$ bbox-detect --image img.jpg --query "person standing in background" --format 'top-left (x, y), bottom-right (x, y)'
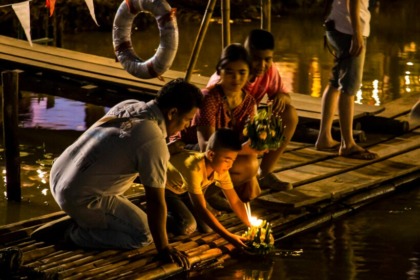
top-left (315, 0), bottom-right (378, 160)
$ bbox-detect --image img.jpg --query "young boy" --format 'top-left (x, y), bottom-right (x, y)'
top-left (165, 128), bottom-right (251, 250)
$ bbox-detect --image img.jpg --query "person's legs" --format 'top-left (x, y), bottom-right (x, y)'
top-left (336, 37), bottom-right (376, 159)
top-left (68, 195), bottom-right (152, 249)
top-left (316, 30), bottom-right (351, 151)
top-left (165, 190), bottom-right (197, 236)
top-left (315, 84), bottom-right (341, 150)
top-left (229, 154), bottom-right (259, 185)
top-left (320, 31), bottom-right (377, 159)
top-left (338, 91), bottom-right (377, 159)
top-left (206, 154), bottom-right (260, 207)
top-left (259, 104), bottom-right (298, 176)
top-left (234, 176), bottom-right (261, 202)
top-left (338, 93), bottom-right (357, 150)
top-left (181, 193), bottom-right (213, 233)
top-left (230, 154), bottom-right (261, 201)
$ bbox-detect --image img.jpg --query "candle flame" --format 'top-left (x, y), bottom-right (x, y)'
top-left (250, 216), bottom-right (262, 227)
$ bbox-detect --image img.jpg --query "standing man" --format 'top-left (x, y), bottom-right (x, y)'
top-left (315, 0), bottom-right (378, 160)
top-left (49, 79), bottom-right (203, 267)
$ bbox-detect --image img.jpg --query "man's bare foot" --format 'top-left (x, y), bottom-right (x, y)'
top-left (315, 140), bottom-right (340, 152)
top-left (339, 145), bottom-right (379, 160)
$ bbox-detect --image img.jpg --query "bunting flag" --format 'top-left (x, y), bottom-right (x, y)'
top-left (12, 1), bottom-right (32, 46)
top-left (85, 0), bottom-right (99, 26)
top-left (45, 0), bottom-right (56, 17)
top-left (3, 0), bottom-right (99, 47)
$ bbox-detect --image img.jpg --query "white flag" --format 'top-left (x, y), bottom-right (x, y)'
top-left (85, 0), bottom-right (99, 26)
top-left (12, 1), bottom-right (32, 46)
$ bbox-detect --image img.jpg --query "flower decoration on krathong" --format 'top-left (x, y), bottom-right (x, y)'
top-left (242, 217), bottom-right (275, 255)
top-left (242, 203), bottom-right (274, 255)
top-left (242, 102), bottom-right (284, 151)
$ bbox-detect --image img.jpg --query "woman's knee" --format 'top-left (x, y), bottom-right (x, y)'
top-left (234, 176), bottom-right (261, 202)
top-left (284, 104), bottom-right (299, 128)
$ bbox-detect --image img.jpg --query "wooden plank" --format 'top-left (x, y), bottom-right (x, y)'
top-left (1, 35), bottom-right (207, 84)
top-left (283, 132), bottom-right (420, 185)
top-left (262, 92), bottom-right (384, 122)
top-left (0, 35), bottom-right (209, 91)
top-left (292, 92), bottom-right (385, 115)
top-left (258, 149), bottom-right (420, 208)
top-left (377, 92), bottom-right (420, 118)
top-left (257, 133), bottom-right (420, 207)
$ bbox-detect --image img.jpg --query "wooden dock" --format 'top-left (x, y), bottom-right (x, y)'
top-left (1, 35), bottom-right (420, 279)
top-left (0, 35), bottom-right (384, 121)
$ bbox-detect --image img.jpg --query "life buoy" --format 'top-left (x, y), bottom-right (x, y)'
top-left (112, 0), bottom-right (178, 80)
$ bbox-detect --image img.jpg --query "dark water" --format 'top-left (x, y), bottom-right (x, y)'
top-left (195, 184), bottom-right (420, 280)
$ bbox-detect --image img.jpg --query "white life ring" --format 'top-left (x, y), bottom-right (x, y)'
top-left (112, 0), bottom-right (178, 79)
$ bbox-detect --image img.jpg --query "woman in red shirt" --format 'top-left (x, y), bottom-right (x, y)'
top-left (180, 43), bottom-right (262, 202)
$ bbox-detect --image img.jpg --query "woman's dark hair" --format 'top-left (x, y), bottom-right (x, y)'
top-left (156, 78), bottom-right (203, 115)
top-left (207, 128), bottom-right (242, 152)
top-left (244, 29), bottom-right (275, 52)
top-left (216, 43), bottom-right (252, 75)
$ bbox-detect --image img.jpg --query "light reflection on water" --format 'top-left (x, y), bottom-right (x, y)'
top-left (60, 7), bottom-right (420, 106)
top-left (195, 185), bottom-right (420, 280)
top-left (0, 92), bottom-right (141, 225)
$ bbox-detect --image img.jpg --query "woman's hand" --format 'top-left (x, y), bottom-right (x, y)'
top-left (271, 93), bottom-right (291, 113)
top-left (350, 33), bottom-right (364, 57)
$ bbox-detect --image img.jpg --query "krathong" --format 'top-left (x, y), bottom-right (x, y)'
top-left (242, 102), bottom-right (284, 151)
top-left (243, 203), bottom-right (274, 255)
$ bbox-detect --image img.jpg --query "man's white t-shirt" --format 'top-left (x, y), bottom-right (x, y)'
top-left (50, 100), bottom-right (169, 210)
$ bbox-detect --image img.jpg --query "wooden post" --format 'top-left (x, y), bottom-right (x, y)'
top-left (260, 0), bottom-right (271, 32)
top-left (53, 13), bottom-right (63, 48)
top-left (1, 70), bottom-right (21, 202)
top-left (184, 0), bottom-right (217, 82)
top-left (221, 0), bottom-right (231, 48)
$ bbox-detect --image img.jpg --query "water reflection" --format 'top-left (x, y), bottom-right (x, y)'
top-left (60, 4), bottom-right (420, 106)
top-left (196, 185), bottom-right (420, 279)
top-left (0, 92), bottom-right (109, 225)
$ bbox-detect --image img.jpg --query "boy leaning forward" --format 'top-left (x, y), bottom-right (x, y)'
top-left (165, 128), bottom-right (251, 250)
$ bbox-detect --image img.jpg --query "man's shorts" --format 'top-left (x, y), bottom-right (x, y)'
top-left (326, 30), bottom-right (367, 96)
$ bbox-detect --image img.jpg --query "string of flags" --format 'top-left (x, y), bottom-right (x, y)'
top-left (0, 0), bottom-right (99, 46)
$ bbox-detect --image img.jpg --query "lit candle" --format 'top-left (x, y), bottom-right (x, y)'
top-left (250, 216), bottom-right (263, 227)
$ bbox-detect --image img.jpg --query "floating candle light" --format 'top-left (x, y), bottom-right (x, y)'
top-left (242, 202), bottom-right (274, 254)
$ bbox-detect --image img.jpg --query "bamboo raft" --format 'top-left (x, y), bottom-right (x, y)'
top-left (1, 91), bottom-right (419, 279)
